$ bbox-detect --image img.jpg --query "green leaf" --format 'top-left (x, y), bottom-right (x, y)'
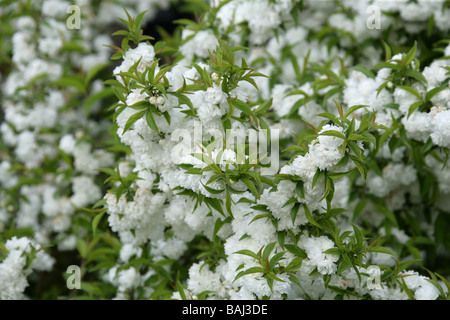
top-left (173, 18), bottom-right (201, 28)
top-left (145, 108), bottom-right (159, 133)
top-left (327, 171), bottom-right (349, 180)
top-left (284, 244), bottom-right (307, 259)
top-left (84, 87), bottom-right (115, 115)
top-left (382, 40), bottom-right (392, 61)
top-left (316, 112), bottom-right (341, 125)
top-left (134, 10), bottom-right (148, 31)
top-left (92, 211), bottom-right (106, 237)
top-left (288, 274), bottom-right (302, 289)
top-left (254, 98), bottom-right (273, 115)
top-left (60, 41), bottom-right (87, 53)
top-left (304, 204), bottom-right (322, 229)
top-left (295, 181), bottom-right (305, 199)
top-left (312, 170), bottom-right (325, 189)
top-left (404, 41), bottom-right (417, 66)
top-left (93, 199), bottom-right (107, 209)
top-left (201, 183), bottom-right (224, 195)
top-left (234, 249), bottom-right (262, 262)
top-left (52, 77), bottom-right (86, 94)
top-left (241, 178), bottom-right (259, 199)
top-left (112, 30), bottom-right (130, 37)
top-left (225, 190), bottom-right (233, 218)
top-left (348, 133), bottom-right (373, 143)
top-left (320, 130), bottom-right (346, 140)
top-left (322, 87), bottom-right (342, 106)
top-left (0, 242), bottom-right (8, 254)
top-left (290, 203), bottom-right (300, 225)
top-left (176, 271), bottom-right (187, 300)
top-left (234, 267), bottom-right (265, 281)
top-left (372, 62), bottom-right (401, 71)
top-left (425, 85), bottom-right (448, 102)
top-left (350, 156), bottom-right (367, 181)
top-left (377, 123), bottom-right (397, 151)
top-left (405, 69), bottom-right (427, 86)
top-left (352, 65), bottom-right (375, 79)
top-left (435, 272), bottom-right (450, 297)
top-left (397, 259), bottom-right (422, 273)
top-left (97, 167), bottom-right (118, 177)
top-left (205, 198), bottom-right (225, 216)
top-left (342, 253), bottom-right (352, 267)
top-left (85, 62), bottom-right (109, 85)
top-left (352, 200), bottom-right (367, 221)
top-left (407, 101), bottom-right (423, 118)
top-left (368, 246), bottom-right (396, 256)
top-left (76, 239), bottom-right (87, 258)
top-left (103, 79), bottom-right (126, 90)
top-left (123, 110), bottom-right (146, 134)
top-left (376, 205), bottom-right (398, 227)
top-left (344, 105), bottom-right (369, 118)
top-left (322, 248), bottom-right (342, 255)
top-left (352, 224), bottom-right (364, 251)
top-left (171, 92), bottom-right (195, 111)
top-left (269, 251), bottom-right (286, 269)
top-left (397, 85), bottom-right (423, 102)
top-left (337, 258), bottom-right (351, 275)
top-left (127, 100), bottom-right (150, 110)
top-left (376, 81), bottom-right (389, 98)
top-left (146, 60), bottom-right (159, 83)
top-left (154, 65), bottom-right (173, 83)
top-left (232, 99), bottom-right (254, 116)
top-left (265, 272), bottom-right (285, 284)
top-left (285, 257), bottom-right (304, 272)
top-left (399, 278), bottom-right (415, 300)
top-left (263, 242), bottom-right (276, 262)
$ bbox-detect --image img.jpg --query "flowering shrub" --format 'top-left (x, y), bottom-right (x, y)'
top-left (0, 0), bottom-right (172, 299)
top-left (1, 0), bottom-right (450, 300)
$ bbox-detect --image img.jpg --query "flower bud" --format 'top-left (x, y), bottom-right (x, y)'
top-left (156, 96), bottom-right (165, 104)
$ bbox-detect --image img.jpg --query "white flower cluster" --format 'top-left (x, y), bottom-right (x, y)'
top-left (401, 52), bottom-right (450, 149)
top-left (0, 0), bottom-right (173, 299)
top-left (0, 237), bottom-right (54, 300)
top-left (1, 0), bottom-right (449, 301)
top-left (344, 47), bottom-right (450, 243)
top-left (0, 0), bottom-right (126, 251)
top-left (99, 0), bottom-right (450, 301)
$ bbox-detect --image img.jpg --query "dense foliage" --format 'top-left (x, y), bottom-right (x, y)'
top-left (1, 0), bottom-right (450, 300)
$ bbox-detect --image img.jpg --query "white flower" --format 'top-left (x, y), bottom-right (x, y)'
top-left (117, 267), bottom-right (141, 292)
top-left (401, 271), bottom-right (440, 300)
top-left (70, 176), bottom-right (102, 208)
top-left (430, 109), bottom-right (450, 148)
top-left (156, 96), bottom-right (165, 105)
top-left (0, 237), bottom-right (54, 300)
top-left (59, 134), bottom-right (77, 155)
top-left (119, 244), bottom-right (143, 263)
top-left (114, 42), bottom-right (156, 76)
top-left (180, 29), bottom-right (219, 61)
top-left (126, 89), bottom-right (149, 106)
